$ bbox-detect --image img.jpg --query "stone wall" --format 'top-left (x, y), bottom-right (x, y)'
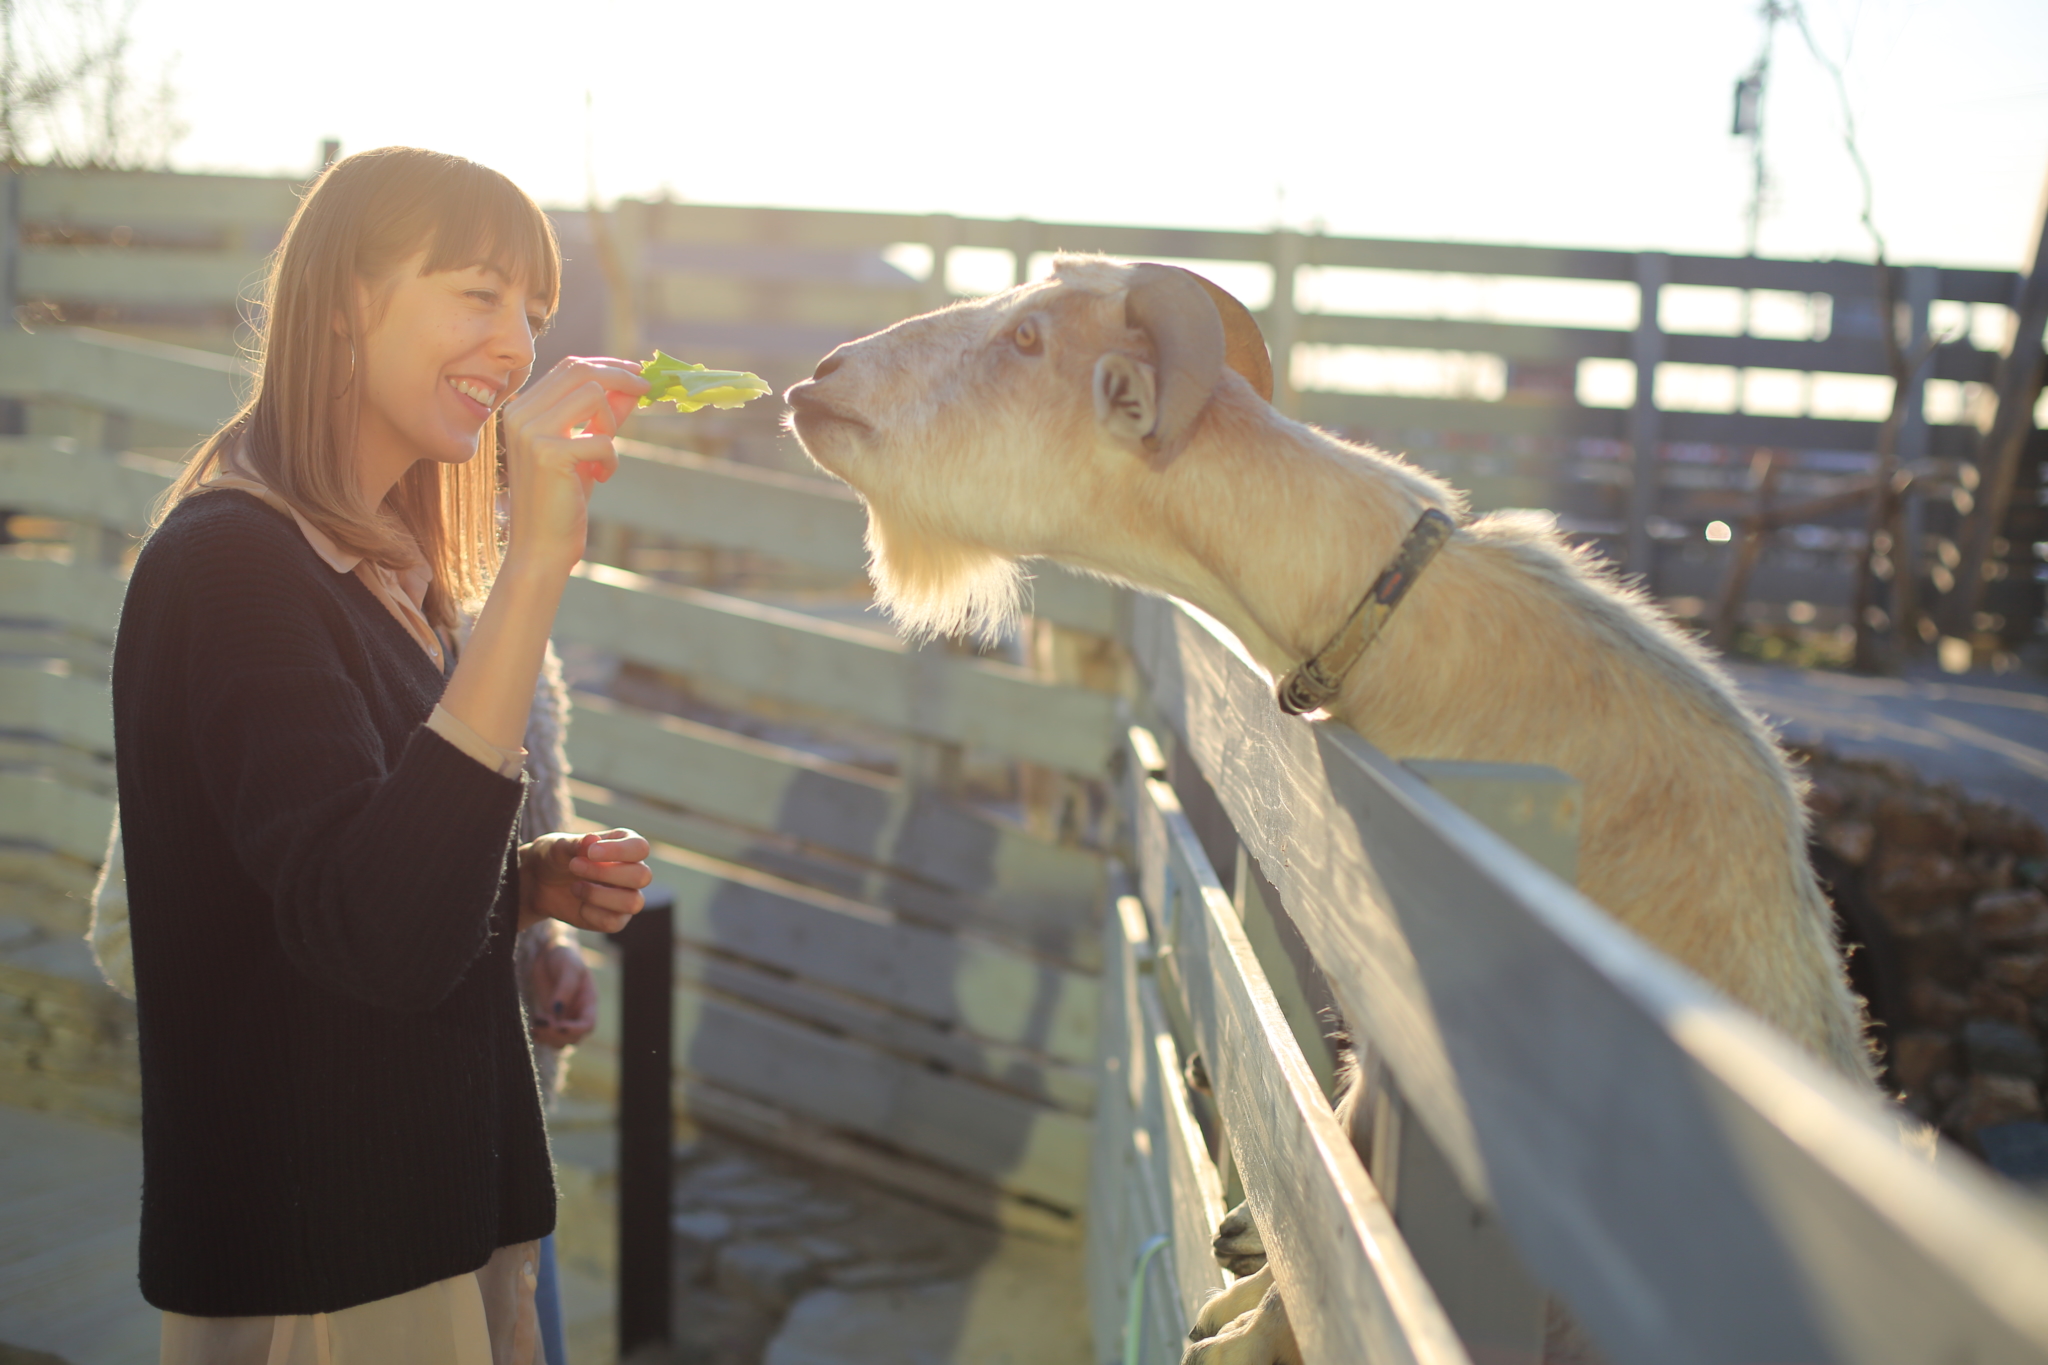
top-left (1801, 745), bottom-right (2048, 1176)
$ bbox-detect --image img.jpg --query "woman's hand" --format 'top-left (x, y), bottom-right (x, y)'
top-left (497, 357), bottom-right (648, 575)
top-left (520, 828), bottom-right (653, 935)
top-left (528, 940), bottom-right (599, 1049)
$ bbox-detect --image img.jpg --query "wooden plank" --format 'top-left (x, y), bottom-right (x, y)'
top-left (669, 937), bottom-right (1095, 1114)
top-left (1141, 955), bottom-right (1231, 1320)
top-left (566, 694), bottom-right (1103, 937)
top-left (595, 440), bottom-right (1124, 635)
top-left (1085, 889), bottom-right (1145, 1358)
top-left (20, 247), bottom-right (269, 308)
top-left (668, 974), bottom-right (1090, 1210)
top-left (0, 771), bottom-right (113, 864)
top-left (1627, 252), bottom-right (1668, 578)
top-left (642, 838), bottom-right (1099, 1068)
top-left (16, 168), bottom-right (298, 230)
top-left (0, 556), bottom-right (125, 639)
top-left (555, 562), bottom-right (1119, 777)
top-left (598, 440), bottom-right (870, 577)
top-left (661, 1070), bottom-right (1080, 1243)
top-left (571, 780), bottom-right (1103, 973)
top-left (0, 665), bottom-right (113, 754)
top-left (1129, 594), bottom-right (2048, 1364)
top-left (1946, 166), bottom-right (2048, 639)
top-left (1296, 391), bottom-right (1624, 441)
top-left (0, 329), bottom-right (240, 434)
top-left (0, 438), bottom-right (179, 534)
top-left (1300, 314), bottom-right (1631, 363)
top-left (1127, 745), bottom-right (1469, 1365)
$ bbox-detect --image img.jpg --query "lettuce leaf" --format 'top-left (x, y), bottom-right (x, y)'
top-left (639, 350), bottom-right (773, 412)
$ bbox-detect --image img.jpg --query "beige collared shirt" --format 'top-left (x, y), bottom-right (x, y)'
top-left (159, 458), bottom-right (538, 1364)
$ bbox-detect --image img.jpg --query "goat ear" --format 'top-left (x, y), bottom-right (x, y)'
top-left (1093, 353), bottom-right (1159, 451)
top-left (1123, 265), bottom-right (1220, 462)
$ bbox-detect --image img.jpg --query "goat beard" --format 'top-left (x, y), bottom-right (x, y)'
top-left (864, 507), bottom-right (1023, 644)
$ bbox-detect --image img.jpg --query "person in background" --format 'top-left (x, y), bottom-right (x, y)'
top-left (110, 146), bottom-right (650, 1365)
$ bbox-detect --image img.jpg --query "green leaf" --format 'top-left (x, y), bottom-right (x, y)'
top-left (638, 350), bottom-right (773, 412)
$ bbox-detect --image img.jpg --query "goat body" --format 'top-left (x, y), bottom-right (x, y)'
top-left (787, 256), bottom-right (1873, 1362)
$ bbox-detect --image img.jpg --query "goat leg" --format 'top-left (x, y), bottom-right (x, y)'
top-left (1183, 1269), bottom-right (1303, 1365)
top-left (1210, 1200), bottom-right (1268, 1276)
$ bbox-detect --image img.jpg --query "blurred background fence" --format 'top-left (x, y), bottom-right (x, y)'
top-left (6, 165), bottom-right (2044, 663)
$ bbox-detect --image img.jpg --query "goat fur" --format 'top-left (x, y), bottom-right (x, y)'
top-left (787, 255), bottom-right (1875, 1363)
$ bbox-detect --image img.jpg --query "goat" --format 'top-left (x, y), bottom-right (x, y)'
top-left (786, 256), bottom-right (1873, 1362)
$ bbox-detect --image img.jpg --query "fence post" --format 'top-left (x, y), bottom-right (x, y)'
top-left (1945, 167), bottom-right (2048, 644)
top-left (612, 887), bottom-right (676, 1364)
top-left (1010, 217), bottom-right (1036, 288)
top-left (1268, 227), bottom-right (1302, 418)
top-left (1, 168), bottom-right (17, 327)
top-left (923, 213), bottom-right (956, 312)
top-left (1625, 252), bottom-right (1668, 583)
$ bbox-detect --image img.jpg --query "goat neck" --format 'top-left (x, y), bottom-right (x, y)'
top-left (1131, 386), bottom-right (1462, 694)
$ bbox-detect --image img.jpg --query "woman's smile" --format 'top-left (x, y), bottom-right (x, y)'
top-left (447, 375), bottom-right (502, 419)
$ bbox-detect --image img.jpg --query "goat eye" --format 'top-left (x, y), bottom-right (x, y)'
top-left (1012, 320), bottom-right (1042, 354)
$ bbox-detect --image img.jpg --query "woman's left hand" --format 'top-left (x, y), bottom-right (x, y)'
top-left (520, 829), bottom-right (653, 935)
top-left (528, 941), bottom-right (600, 1049)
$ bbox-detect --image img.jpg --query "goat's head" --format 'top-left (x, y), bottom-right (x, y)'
top-left (786, 256), bottom-right (1272, 640)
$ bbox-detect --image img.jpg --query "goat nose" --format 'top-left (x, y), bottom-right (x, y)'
top-left (811, 352), bottom-right (846, 382)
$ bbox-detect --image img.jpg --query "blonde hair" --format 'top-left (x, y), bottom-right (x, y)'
top-left (160, 146), bottom-right (561, 632)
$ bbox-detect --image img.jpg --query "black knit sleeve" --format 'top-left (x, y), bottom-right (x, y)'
top-left (168, 506), bottom-right (527, 1011)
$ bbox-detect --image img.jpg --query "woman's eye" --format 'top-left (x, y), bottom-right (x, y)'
top-left (467, 289), bottom-right (501, 306)
top-left (527, 315), bottom-right (551, 338)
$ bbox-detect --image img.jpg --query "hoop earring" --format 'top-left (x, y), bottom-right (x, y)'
top-left (333, 338), bottom-right (357, 399)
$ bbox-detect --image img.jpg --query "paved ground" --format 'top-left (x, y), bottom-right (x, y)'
top-left (1727, 663), bottom-right (2048, 825)
top-left (665, 1131), bottom-right (1090, 1365)
top-left (0, 1105), bottom-right (154, 1365)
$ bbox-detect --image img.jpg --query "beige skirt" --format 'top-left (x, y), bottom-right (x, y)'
top-left (159, 1241), bottom-right (540, 1365)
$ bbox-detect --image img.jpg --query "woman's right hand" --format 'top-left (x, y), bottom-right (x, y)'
top-left (497, 357), bottom-right (648, 574)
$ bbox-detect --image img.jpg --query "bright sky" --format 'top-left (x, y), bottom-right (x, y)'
top-left (130, 0), bottom-right (2047, 270)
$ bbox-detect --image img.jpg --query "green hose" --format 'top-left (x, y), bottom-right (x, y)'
top-left (1123, 1233), bottom-right (1172, 1365)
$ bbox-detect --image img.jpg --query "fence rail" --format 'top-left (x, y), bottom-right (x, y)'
top-left (8, 167), bottom-right (2037, 641)
top-left (0, 326), bottom-right (1117, 1236)
top-left (1087, 591), bottom-right (2048, 1364)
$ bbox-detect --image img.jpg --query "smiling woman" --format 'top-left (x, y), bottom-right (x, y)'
top-left (115, 147), bottom-right (655, 1365)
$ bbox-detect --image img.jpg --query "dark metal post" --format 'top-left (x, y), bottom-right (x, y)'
top-left (611, 887), bottom-right (674, 1362)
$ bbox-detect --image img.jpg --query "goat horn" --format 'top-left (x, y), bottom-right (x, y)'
top-left (1191, 275), bottom-right (1274, 404)
top-left (1124, 264), bottom-right (1273, 463)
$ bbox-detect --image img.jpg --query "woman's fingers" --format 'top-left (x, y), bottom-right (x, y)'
top-left (514, 356), bottom-right (647, 414)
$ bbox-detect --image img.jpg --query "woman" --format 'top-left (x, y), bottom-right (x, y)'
top-left (112, 146), bottom-right (651, 1363)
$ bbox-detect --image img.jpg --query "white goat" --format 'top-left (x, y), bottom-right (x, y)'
top-left (786, 256), bottom-right (1872, 1362)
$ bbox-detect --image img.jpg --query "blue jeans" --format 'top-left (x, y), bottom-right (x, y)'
top-left (535, 1232), bottom-right (567, 1365)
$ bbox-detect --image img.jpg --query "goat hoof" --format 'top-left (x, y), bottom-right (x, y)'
top-left (1185, 1050), bottom-right (1212, 1095)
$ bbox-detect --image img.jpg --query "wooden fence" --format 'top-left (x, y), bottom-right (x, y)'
top-left (0, 323), bottom-right (1122, 1239)
top-left (8, 166), bottom-right (2041, 644)
top-left (1091, 594), bottom-right (2048, 1364)
top-left (4, 277), bottom-right (2048, 1365)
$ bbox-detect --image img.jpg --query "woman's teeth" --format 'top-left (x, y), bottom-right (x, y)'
top-left (450, 379), bottom-right (496, 407)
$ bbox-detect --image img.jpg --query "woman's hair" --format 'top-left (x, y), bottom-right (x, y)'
top-left (159, 146), bottom-right (561, 631)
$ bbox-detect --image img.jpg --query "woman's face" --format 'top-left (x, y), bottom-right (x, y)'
top-left (351, 251), bottom-right (551, 479)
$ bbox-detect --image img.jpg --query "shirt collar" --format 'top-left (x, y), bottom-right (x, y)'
top-left (206, 449), bottom-right (432, 616)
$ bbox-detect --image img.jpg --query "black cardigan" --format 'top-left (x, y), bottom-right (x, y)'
top-left (111, 490), bottom-right (553, 1315)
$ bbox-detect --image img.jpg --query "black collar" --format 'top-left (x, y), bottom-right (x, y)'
top-left (1275, 508), bottom-right (1456, 716)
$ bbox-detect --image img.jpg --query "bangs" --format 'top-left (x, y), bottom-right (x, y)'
top-left (418, 163), bottom-right (561, 309)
